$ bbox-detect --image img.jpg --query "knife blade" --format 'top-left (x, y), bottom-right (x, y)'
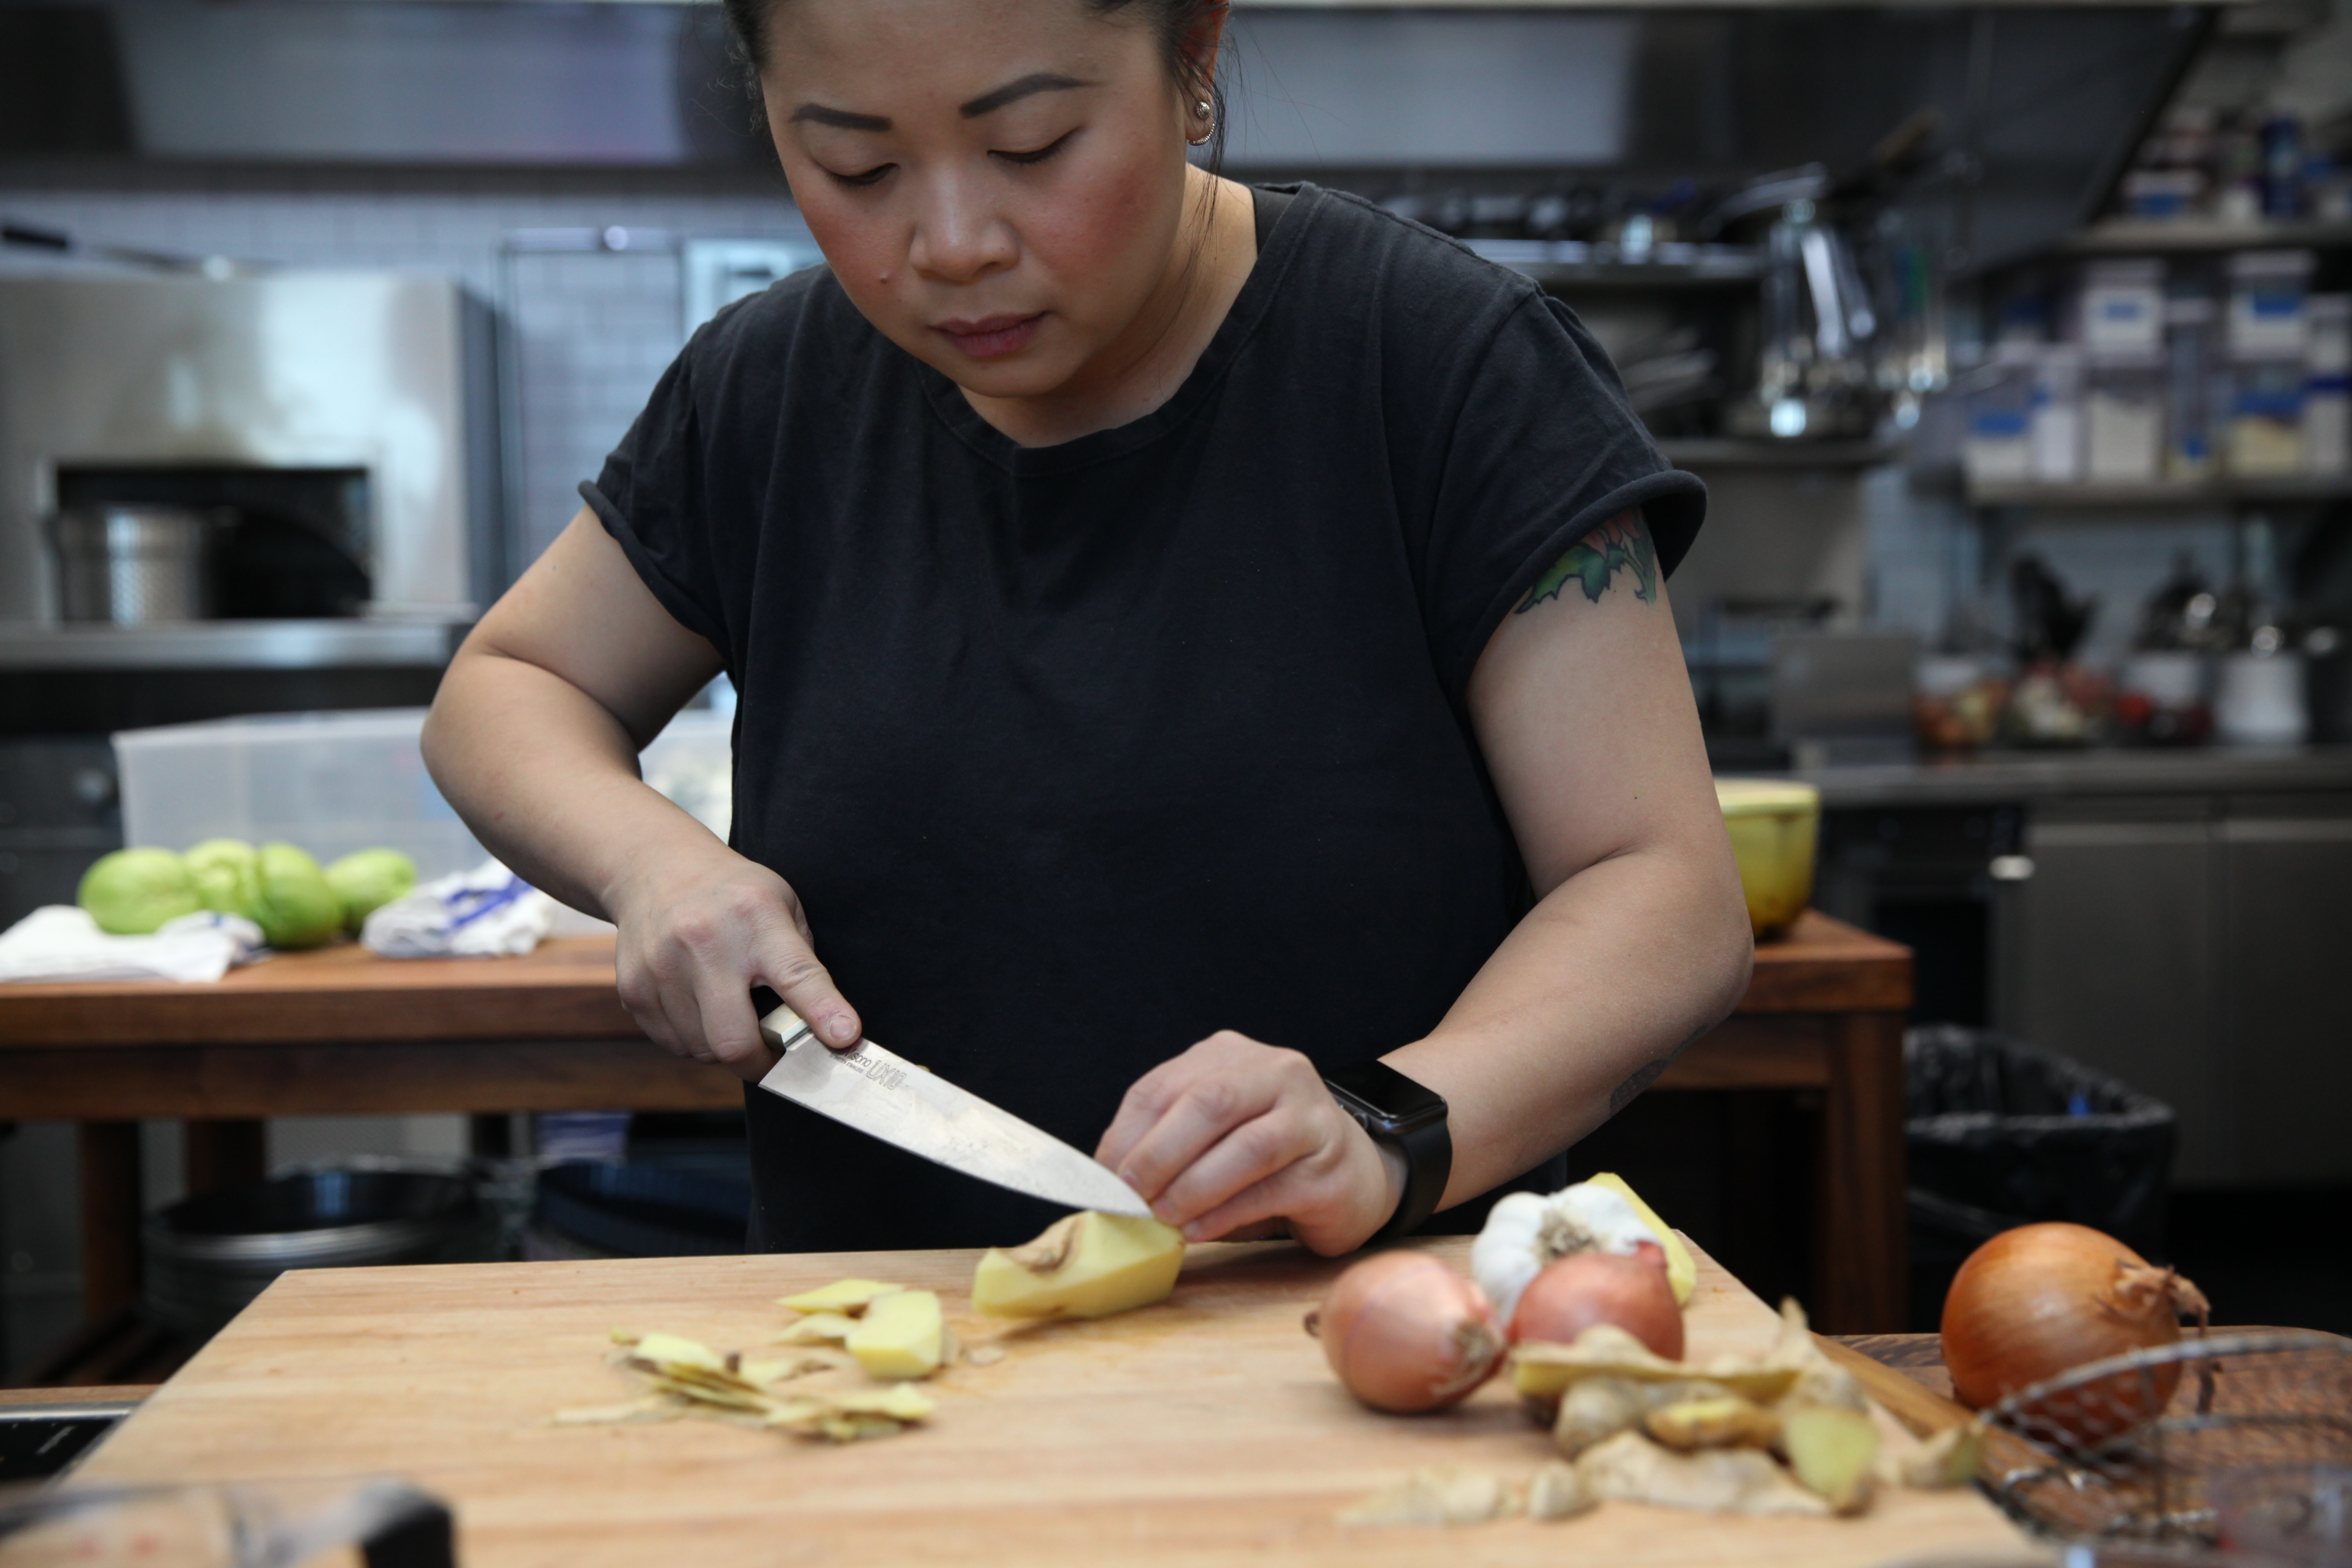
top-left (755, 1005), bottom-right (1156, 1220)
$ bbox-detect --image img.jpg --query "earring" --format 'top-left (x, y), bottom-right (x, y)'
top-left (1187, 100), bottom-right (1214, 146)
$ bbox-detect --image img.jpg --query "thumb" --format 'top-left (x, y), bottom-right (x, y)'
top-left (755, 934), bottom-right (861, 1052)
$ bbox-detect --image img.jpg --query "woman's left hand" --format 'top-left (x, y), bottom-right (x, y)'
top-left (1094, 1032), bottom-right (1404, 1256)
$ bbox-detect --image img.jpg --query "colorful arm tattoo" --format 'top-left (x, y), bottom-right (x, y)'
top-left (1515, 512), bottom-right (1657, 614)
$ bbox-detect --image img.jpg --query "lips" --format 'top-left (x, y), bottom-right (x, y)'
top-left (935, 312), bottom-right (1042, 360)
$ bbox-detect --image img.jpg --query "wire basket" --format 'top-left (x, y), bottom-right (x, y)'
top-left (1976, 1330), bottom-right (2352, 1549)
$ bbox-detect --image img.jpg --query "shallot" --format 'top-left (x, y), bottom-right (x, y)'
top-left (1306, 1252), bottom-right (1504, 1413)
top-left (1941, 1221), bottom-right (2209, 1439)
top-left (1511, 1249), bottom-right (1685, 1359)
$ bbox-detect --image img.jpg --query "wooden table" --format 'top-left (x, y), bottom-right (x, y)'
top-left (65, 1235), bottom-right (2023, 1568)
top-left (0, 910), bottom-right (1911, 1338)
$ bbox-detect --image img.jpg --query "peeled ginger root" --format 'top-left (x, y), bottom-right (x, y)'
top-left (846, 1288), bottom-right (945, 1379)
top-left (971, 1211), bottom-right (1185, 1319)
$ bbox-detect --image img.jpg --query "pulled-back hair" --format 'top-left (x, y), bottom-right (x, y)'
top-left (719, 0), bottom-right (1229, 168)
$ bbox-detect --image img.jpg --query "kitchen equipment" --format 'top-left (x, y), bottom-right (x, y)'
top-left (2215, 650), bottom-right (2309, 745)
top-left (45, 506), bottom-right (216, 624)
top-left (1771, 631), bottom-right (1920, 756)
top-left (142, 1167), bottom-right (497, 1340)
top-left (0, 1398), bottom-right (136, 1483)
top-left (756, 1008), bottom-right (1154, 1218)
top-left (2210, 1462), bottom-right (2352, 1565)
top-left (0, 273), bottom-right (491, 630)
top-left (1715, 779), bottom-right (1821, 939)
top-left (1979, 1330), bottom-right (2352, 1550)
top-left (2116, 651), bottom-right (2212, 745)
top-left (64, 1235), bottom-right (2030, 1567)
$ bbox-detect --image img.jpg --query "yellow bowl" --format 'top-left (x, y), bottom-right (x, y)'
top-left (1715, 779), bottom-right (1821, 940)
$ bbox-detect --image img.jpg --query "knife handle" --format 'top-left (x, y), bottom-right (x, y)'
top-left (757, 1002), bottom-right (818, 1051)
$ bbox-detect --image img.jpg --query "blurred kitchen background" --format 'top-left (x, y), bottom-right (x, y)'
top-left (3, 0), bottom-right (2348, 1380)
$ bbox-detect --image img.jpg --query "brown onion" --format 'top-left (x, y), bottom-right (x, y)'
top-left (1305, 1252), bottom-right (1504, 1413)
top-left (1942, 1222), bottom-right (2210, 1439)
top-left (1509, 1249), bottom-right (1684, 1359)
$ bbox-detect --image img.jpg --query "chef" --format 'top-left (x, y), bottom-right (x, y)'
top-left (421, 0), bottom-right (1752, 1258)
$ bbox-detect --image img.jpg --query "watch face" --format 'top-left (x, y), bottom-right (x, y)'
top-left (1322, 1059), bottom-right (1447, 1137)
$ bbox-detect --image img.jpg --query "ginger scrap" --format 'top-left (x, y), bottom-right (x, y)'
top-left (1336, 1467), bottom-right (1518, 1527)
top-left (1776, 1405), bottom-right (1881, 1514)
top-left (777, 1279), bottom-right (905, 1315)
top-left (771, 1312), bottom-right (859, 1346)
top-left (1514, 1326), bottom-right (1799, 1418)
top-left (1575, 1431), bottom-right (1830, 1517)
top-left (1526, 1461), bottom-right (1597, 1522)
top-left (1897, 1421), bottom-right (1983, 1490)
top-left (1644, 1395), bottom-right (1780, 1452)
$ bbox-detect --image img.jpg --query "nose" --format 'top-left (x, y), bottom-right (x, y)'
top-left (906, 169), bottom-right (1017, 285)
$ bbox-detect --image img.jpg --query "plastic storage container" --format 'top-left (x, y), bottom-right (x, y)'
top-left (113, 707), bottom-right (733, 874)
top-left (2085, 353), bottom-right (2164, 482)
top-left (2164, 295), bottom-right (2221, 480)
top-left (2308, 293), bottom-right (2350, 477)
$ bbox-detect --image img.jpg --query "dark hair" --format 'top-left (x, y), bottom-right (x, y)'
top-left (720, 0), bottom-right (1228, 168)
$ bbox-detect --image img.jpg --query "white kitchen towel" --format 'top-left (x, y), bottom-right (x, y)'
top-left (0, 905), bottom-right (265, 984)
top-left (361, 859), bottom-right (558, 959)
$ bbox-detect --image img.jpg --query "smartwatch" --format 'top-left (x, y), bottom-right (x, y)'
top-left (1321, 1059), bottom-right (1450, 1245)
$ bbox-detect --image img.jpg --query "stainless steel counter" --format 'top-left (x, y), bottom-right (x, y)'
top-left (1757, 746), bottom-right (2352, 810)
top-left (0, 621), bottom-right (462, 670)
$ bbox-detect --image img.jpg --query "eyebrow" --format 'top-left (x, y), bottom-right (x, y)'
top-left (791, 103), bottom-right (891, 132)
top-left (959, 72), bottom-right (1091, 118)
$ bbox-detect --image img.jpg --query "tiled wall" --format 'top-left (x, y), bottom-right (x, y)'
top-left (0, 172), bottom-right (812, 578)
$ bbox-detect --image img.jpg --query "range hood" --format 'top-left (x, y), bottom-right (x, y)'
top-left (2, 1), bottom-right (2210, 267)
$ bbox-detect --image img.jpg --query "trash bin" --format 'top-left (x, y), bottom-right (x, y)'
top-left (1905, 1024), bottom-right (2177, 1330)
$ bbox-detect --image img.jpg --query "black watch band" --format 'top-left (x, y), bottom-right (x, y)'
top-left (1321, 1060), bottom-right (1451, 1246)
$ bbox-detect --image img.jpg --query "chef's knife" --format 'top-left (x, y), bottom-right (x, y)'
top-left (755, 1005), bottom-right (1156, 1220)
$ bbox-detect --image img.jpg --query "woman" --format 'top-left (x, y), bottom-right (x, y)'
top-left (422, 0), bottom-right (1752, 1259)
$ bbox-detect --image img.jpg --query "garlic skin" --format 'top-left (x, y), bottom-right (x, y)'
top-left (1470, 1183), bottom-right (1658, 1328)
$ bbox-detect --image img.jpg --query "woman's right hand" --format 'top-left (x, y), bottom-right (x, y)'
top-left (606, 846), bottom-right (863, 1081)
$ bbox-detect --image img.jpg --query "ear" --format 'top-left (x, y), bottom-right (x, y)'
top-left (1179, 1), bottom-right (1231, 105)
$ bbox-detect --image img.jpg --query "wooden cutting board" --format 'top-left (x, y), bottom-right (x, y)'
top-left (72, 1238), bottom-right (2036, 1567)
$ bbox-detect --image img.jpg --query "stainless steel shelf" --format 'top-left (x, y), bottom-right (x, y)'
top-left (2061, 219), bottom-right (2352, 255)
top-left (1464, 239), bottom-right (1764, 286)
top-left (1662, 439), bottom-right (1902, 469)
top-left (0, 621), bottom-right (464, 671)
top-left (1966, 476), bottom-right (2352, 508)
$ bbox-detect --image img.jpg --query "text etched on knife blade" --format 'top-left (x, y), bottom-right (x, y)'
top-left (831, 1044), bottom-right (908, 1093)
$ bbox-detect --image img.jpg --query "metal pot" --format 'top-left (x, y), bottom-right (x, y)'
top-left (46, 505), bottom-right (217, 624)
top-left (142, 1167), bottom-right (495, 1340)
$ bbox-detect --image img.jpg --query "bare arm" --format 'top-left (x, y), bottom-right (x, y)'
top-left (1097, 510), bottom-right (1751, 1248)
top-left (422, 508), bottom-right (863, 1073)
top-left (1389, 510), bottom-right (1753, 1205)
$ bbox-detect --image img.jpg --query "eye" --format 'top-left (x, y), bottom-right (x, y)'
top-left (828, 163), bottom-right (895, 189)
top-left (993, 129), bottom-right (1076, 168)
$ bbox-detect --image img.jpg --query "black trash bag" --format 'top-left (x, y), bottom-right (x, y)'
top-left (1905, 1025), bottom-right (2177, 1326)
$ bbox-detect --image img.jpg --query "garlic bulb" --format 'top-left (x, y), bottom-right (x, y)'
top-left (1469, 1182), bottom-right (1658, 1328)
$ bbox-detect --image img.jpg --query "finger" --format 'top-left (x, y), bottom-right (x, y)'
top-left (691, 970), bottom-right (776, 1081)
top-left (1179, 1166), bottom-right (1303, 1245)
top-left (1148, 1108), bottom-right (1320, 1233)
top-left (617, 954), bottom-right (694, 1059)
top-left (1093, 1058), bottom-right (1191, 1169)
top-left (753, 930), bottom-right (861, 1051)
top-left (1112, 1072), bottom-right (1282, 1207)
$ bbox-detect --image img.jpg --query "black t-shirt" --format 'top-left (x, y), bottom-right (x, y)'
top-left (586, 182), bottom-right (1705, 1253)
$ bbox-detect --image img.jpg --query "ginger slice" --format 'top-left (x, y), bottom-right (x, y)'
top-left (846, 1289), bottom-right (946, 1379)
top-left (777, 1279), bottom-right (905, 1315)
top-left (1776, 1405), bottom-right (1881, 1514)
top-left (971, 1211), bottom-right (1185, 1320)
top-left (1644, 1395), bottom-right (1780, 1452)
